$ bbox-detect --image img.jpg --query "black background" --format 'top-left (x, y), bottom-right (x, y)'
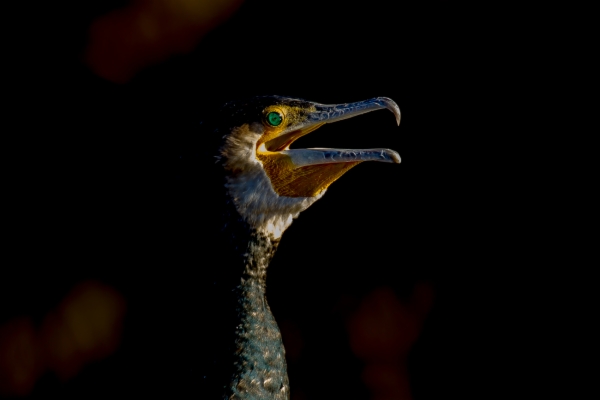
top-left (1, 1), bottom-right (569, 399)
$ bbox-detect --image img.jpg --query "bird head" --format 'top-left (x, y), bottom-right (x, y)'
top-left (212, 96), bottom-right (401, 239)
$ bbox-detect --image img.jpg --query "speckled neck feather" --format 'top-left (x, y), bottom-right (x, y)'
top-left (161, 143), bottom-right (293, 399)
top-left (226, 232), bottom-right (289, 400)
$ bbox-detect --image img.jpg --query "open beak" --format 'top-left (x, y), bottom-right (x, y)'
top-left (264, 97), bottom-right (401, 164)
top-left (257, 97), bottom-right (401, 198)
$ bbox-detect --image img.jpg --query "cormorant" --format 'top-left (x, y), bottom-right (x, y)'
top-left (164, 96), bottom-right (400, 400)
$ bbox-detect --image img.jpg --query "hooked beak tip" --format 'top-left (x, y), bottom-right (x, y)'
top-left (375, 97), bottom-right (401, 126)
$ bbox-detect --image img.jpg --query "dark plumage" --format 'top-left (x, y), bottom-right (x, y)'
top-left (145, 96), bottom-right (401, 399)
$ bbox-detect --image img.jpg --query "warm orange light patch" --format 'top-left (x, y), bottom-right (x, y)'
top-left (0, 282), bottom-right (125, 396)
top-left (42, 282), bottom-right (126, 381)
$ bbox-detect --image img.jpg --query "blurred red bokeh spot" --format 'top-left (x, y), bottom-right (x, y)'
top-left (0, 318), bottom-right (42, 397)
top-left (348, 284), bottom-right (434, 400)
top-left (362, 363), bottom-right (410, 400)
top-left (85, 0), bottom-right (245, 83)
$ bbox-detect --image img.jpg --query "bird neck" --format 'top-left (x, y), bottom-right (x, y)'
top-left (227, 232), bottom-right (290, 400)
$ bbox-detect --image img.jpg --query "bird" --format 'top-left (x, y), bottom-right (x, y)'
top-left (142, 95), bottom-right (401, 400)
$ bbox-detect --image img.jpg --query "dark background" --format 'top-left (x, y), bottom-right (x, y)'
top-left (1, 1), bottom-right (567, 399)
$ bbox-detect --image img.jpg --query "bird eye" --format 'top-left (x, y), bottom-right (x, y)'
top-left (266, 111), bottom-right (283, 127)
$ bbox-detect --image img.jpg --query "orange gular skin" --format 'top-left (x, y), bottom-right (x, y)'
top-left (256, 151), bottom-right (361, 198)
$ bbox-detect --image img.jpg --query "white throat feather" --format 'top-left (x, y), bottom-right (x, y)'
top-left (221, 124), bottom-right (323, 240)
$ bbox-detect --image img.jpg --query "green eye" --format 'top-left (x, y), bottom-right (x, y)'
top-left (267, 111), bottom-right (283, 126)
